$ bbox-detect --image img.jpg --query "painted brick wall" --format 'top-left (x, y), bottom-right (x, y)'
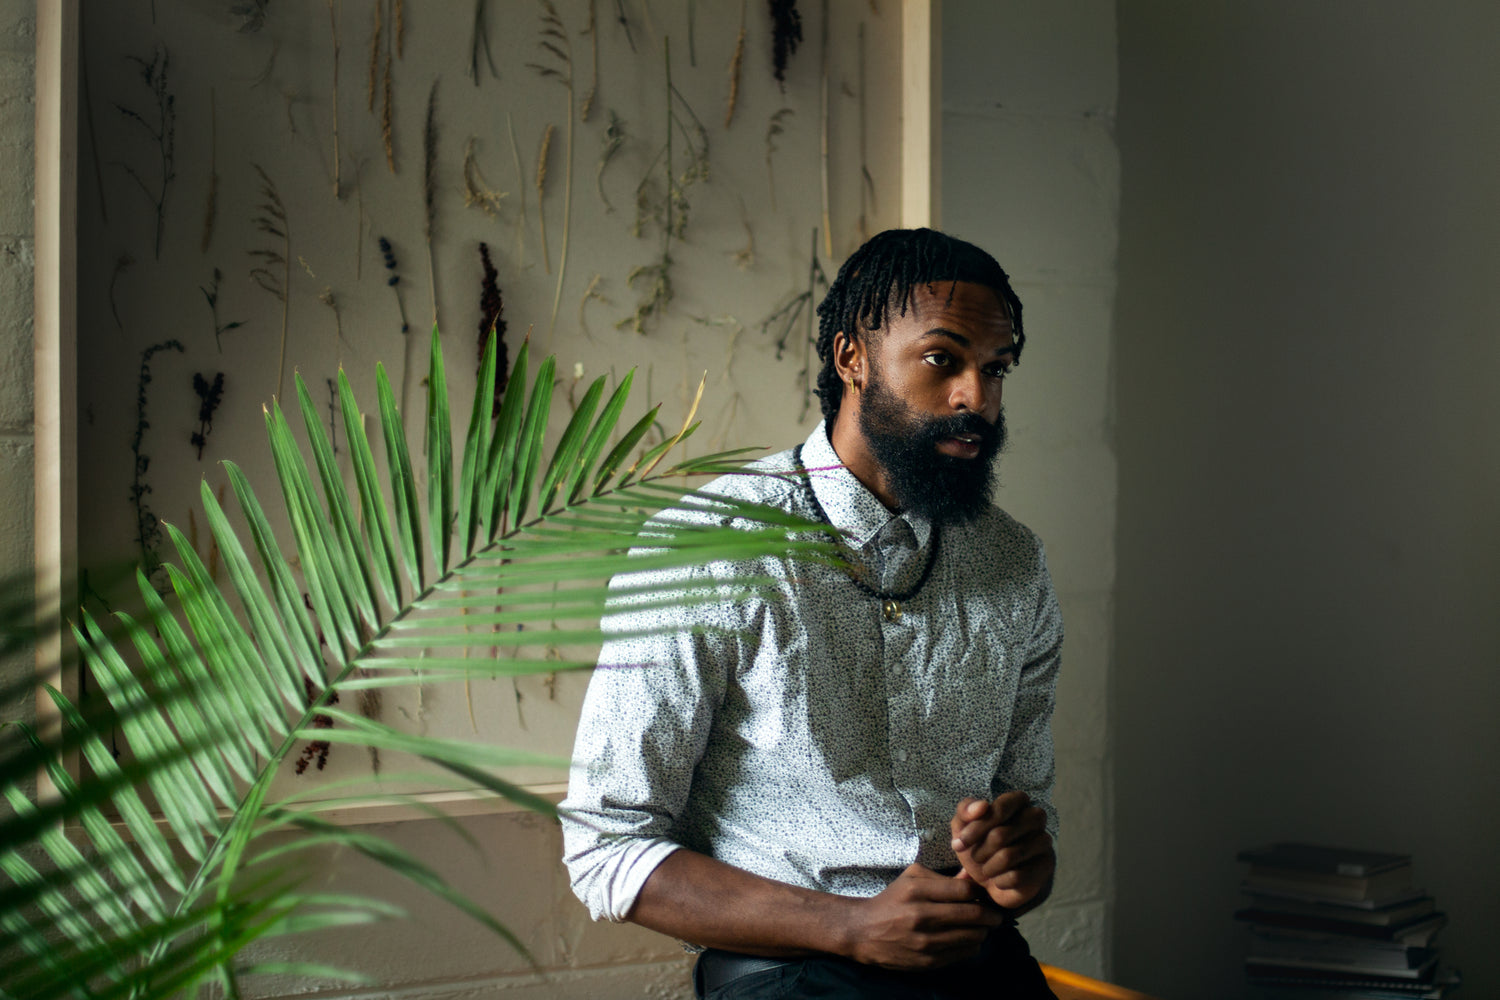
top-left (942, 0), bottom-right (1119, 980)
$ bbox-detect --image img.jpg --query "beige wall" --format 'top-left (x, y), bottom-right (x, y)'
top-left (942, 0), bottom-right (1119, 980)
top-left (1113, 2), bottom-right (1500, 996)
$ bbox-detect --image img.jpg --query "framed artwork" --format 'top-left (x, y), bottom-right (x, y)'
top-left (34, 0), bottom-right (941, 822)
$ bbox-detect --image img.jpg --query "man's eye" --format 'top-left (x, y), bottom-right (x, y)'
top-left (923, 353), bottom-right (951, 367)
top-left (985, 364), bottom-right (1012, 379)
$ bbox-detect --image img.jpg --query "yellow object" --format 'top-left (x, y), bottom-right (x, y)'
top-left (1041, 964), bottom-right (1163, 1000)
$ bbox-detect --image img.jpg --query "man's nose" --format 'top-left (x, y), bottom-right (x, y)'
top-left (949, 368), bottom-right (992, 414)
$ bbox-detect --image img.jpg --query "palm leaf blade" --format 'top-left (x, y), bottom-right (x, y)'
top-left (376, 362), bottom-right (425, 591)
top-left (425, 326), bottom-right (455, 575)
top-left (338, 369), bottom-right (403, 608)
top-left (295, 373), bottom-right (381, 627)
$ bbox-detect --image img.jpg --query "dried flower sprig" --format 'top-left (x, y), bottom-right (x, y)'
top-left (534, 123), bottom-right (556, 273)
top-left (507, 112), bottom-right (528, 267)
top-left (394, 0), bottom-right (405, 58)
top-left (319, 285), bottom-right (346, 365)
top-left (199, 267), bottom-right (244, 352)
top-left (378, 235), bottom-right (414, 413)
top-left (596, 110), bottom-right (625, 213)
top-left (617, 257), bottom-right (672, 337)
top-left (477, 242), bottom-right (508, 416)
top-left (755, 229), bottom-right (827, 419)
top-left (469, 0), bottom-right (499, 84)
top-left (528, 0), bottom-right (577, 340)
top-left (116, 45), bottom-right (176, 259)
top-left (248, 164), bottom-right (292, 399)
top-left (422, 77), bottom-right (440, 330)
top-left (632, 46), bottom-right (709, 242)
top-left (130, 339), bottom-right (185, 592)
top-left (328, 0), bottom-right (343, 198)
top-left (623, 37), bottom-right (706, 336)
top-left (732, 197), bottom-right (755, 269)
top-left (190, 371), bottom-right (226, 460)
top-left (577, 272), bottom-right (608, 337)
top-left (725, 0), bottom-right (747, 127)
top-left (580, 0), bottom-right (599, 121)
top-left (381, 3), bottom-right (396, 173)
top-left (319, 285), bottom-right (346, 454)
top-left (764, 106), bottom-right (793, 212)
top-left (294, 661), bottom-right (339, 774)
top-left (461, 136), bottom-right (507, 217)
top-left (109, 254), bottom-right (134, 331)
top-left (367, 0), bottom-right (382, 110)
top-left (614, 0), bottom-right (636, 53)
top-left (769, 0), bottom-right (803, 90)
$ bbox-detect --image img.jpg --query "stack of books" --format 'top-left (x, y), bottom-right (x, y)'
top-left (1236, 842), bottom-right (1462, 999)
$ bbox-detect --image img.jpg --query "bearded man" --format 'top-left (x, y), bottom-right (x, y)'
top-left (562, 229), bottom-right (1063, 1000)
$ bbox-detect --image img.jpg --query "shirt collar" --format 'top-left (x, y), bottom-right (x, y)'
top-left (801, 421), bottom-right (934, 552)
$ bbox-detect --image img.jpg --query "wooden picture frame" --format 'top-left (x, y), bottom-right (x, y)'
top-left (33, 0), bottom-right (942, 823)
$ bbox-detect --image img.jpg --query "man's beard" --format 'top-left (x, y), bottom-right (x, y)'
top-left (856, 373), bottom-right (1006, 525)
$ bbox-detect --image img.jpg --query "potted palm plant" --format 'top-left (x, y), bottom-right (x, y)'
top-left (0, 330), bottom-right (833, 999)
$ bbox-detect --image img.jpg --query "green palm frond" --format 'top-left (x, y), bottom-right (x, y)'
top-left (1, 330), bottom-right (837, 999)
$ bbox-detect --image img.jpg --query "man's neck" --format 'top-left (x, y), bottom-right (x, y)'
top-left (826, 412), bottom-right (899, 512)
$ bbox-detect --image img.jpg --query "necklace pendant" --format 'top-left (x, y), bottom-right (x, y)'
top-left (882, 598), bottom-right (903, 623)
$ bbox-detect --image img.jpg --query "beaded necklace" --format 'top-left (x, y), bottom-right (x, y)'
top-left (793, 444), bottom-right (940, 623)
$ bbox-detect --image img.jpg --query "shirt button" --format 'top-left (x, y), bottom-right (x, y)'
top-left (893, 749), bottom-right (908, 763)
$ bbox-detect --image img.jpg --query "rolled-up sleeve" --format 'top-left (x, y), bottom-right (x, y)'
top-left (559, 561), bottom-right (739, 921)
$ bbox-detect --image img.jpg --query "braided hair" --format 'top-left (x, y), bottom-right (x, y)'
top-left (813, 228), bottom-right (1025, 421)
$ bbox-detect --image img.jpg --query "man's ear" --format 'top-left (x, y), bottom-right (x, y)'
top-left (833, 332), bottom-right (866, 392)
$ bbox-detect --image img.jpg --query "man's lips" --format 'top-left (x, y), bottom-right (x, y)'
top-left (936, 434), bottom-right (983, 459)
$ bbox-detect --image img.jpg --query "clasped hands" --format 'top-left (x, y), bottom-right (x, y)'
top-left (848, 792), bottom-right (1054, 969)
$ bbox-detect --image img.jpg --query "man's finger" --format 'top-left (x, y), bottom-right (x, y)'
top-left (912, 901), bottom-right (1007, 931)
top-left (977, 834), bottom-right (1053, 881)
top-left (992, 790), bottom-right (1033, 824)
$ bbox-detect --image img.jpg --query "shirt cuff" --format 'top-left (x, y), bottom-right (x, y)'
top-left (588, 838), bottom-right (683, 922)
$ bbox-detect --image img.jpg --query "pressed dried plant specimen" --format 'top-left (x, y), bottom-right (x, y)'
top-left (421, 77), bottom-right (441, 330)
top-left (247, 164), bottom-right (292, 399)
top-left (116, 45), bottom-right (176, 259)
top-left (621, 37), bottom-right (708, 336)
top-left (191, 371), bottom-right (226, 460)
top-left (462, 136), bottom-right (507, 217)
top-left (378, 236), bottom-right (414, 413)
top-left (477, 242), bottom-right (508, 417)
top-left (595, 110), bottom-right (625, 213)
top-left (534, 123), bottom-right (556, 272)
top-left (758, 228), bottom-right (827, 418)
top-left (199, 266), bottom-right (244, 353)
top-left (769, 0), bottom-right (803, 90)
top-left (725, 0), bottom-right (747, 127)
top-left (764, 106), bottom-right (794, 211)
top-left (528, 0), bottom-right (577, 340)
top-left (328, 0), bottom-right (343, 198)
top-left (130, 339), bottom-right (185, 592)
top-left (469, 0), bottom-right (499, 85)
top-left (508, 112), bottom-right (528, 267)
top-left (580, 0), bottom-right (599, 121)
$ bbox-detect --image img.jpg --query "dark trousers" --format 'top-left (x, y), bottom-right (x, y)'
top-left (692, 925), bottom-right (1058, 1000)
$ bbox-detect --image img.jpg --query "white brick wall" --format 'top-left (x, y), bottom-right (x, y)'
top-left (943, 0), bottom-right (1120, 979)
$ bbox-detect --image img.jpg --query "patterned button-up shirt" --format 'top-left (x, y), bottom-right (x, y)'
top-left (561, 421), bottom-right (1063, 922)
